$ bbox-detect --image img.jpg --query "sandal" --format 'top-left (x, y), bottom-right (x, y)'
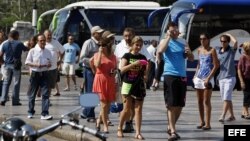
top-left (134, 134), bottom-right (145, 140)
top-left (108, 121), bottom-right (114, 126)
top-left (95, 119), bottom-right (100, 131)
top-left (117, 128), bottom-right (124, 138)
top-left (202, 126), bottom-right (211, 130)
top-left (167, 128), bottom-right (181, 139)
top-left (168, 132), bottom-right (178, 141)
top-left (244, 115), bottom-right (250, 119)
top-left (196, 123), bottom-right (205, 129)
top-left (226, 116), bottom-right (235, 121)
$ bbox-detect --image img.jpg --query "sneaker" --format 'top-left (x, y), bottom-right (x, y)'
top-left (41, 115), bottom-right (53, 120)
top-left (63, 88), bottom-right (70, 91)
top-left (80, 114), bottom-right (87, 119)
top-left (123, 122), bottom-right (133, 133)
top-left (12, 102), bottom-right (22, 106)
top-left (27, 114), bottom-right (33, 119)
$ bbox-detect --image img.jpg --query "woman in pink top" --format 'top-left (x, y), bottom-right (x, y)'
top-left (238, 41), bottom-right (250, 119)
top-left (92, 37), bottom-right (117, 133)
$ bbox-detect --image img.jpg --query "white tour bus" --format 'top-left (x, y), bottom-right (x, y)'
top-left (44, 1), bottom-right (168, 48)
top-left (39, 1), bottom-right (168, 76)
top-left (151, 0), bottom-right (250, 90)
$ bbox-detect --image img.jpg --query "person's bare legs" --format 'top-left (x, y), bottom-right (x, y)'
top-left (65, 75), bottom-right (70, 90)
top-left (134, 100), bottom-right (144, 139)
top-left (71, 74), bottom-right (77, 90)
top-left (167, 106), bottom-right (182, 134)
top-left (196, 89), bottom-right (205, 126)
top-left (55, 83), bottom-right (60, 94)
top-left (220, 101), bottom-right (228, 121)
top-left (117, 96), bottom-right (132, 137)
top-left (100, 101), bottom-right (110, 132)
top-left (204, 89), bottom-right (212, 128)
top-left (227, 101), bottom-right (235, 120)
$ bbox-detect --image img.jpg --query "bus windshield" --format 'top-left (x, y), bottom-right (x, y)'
top-left (84, 9), bottom-right (163, 36)
top-left (51, 7), bottom-right (166, 47)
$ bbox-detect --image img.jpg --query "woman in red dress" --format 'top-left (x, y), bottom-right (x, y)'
top-left (92, 36), bottom-right (117, 133)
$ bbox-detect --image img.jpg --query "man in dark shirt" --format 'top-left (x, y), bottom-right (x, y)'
top-left (0, 30), bottom-right (28, 106)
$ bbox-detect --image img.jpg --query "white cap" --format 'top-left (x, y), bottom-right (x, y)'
top-left (102, 30), bottom-right (115, 39)
top-left (91, 26), bottom-right (104, 34)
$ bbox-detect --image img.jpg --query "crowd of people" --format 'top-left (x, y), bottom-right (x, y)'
top-left (0, 21), bottom-right (249, 141)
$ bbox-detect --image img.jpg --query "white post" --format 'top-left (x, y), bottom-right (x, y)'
top-left (32, 0), bottom-right (37, 35)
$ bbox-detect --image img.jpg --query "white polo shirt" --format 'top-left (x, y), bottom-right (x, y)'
top-left (25, 45), bottom-right (53, 72)
top-left (45, 39), bottom-right (64, 70)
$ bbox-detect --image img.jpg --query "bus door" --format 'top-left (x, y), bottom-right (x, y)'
top-left (51, 9), bottom-right (70, 44)
top-left (37, 9), bottom-right (58, 34)
top-left (148, 7), bottom-right (171, 31)
top-left (64, 8), bottom-right (91, 47)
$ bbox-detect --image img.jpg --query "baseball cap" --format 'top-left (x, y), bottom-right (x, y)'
top-left (102, 30), bottom-right (115, 39)
top-left (91, 26), bottom-right (104, 34)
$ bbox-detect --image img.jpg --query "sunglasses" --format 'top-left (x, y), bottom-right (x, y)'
top-left (200, 38), bottom-right (207, 41)
top-left (220, 40), bottom-right (228, 43)
top-left (99, 44), bottom-right (107, 47)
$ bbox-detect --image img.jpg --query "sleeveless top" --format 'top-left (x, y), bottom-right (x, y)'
top-left (197, 54), bottom-right (213, 79)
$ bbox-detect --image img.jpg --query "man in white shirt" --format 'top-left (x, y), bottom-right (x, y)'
top-left (44, 30), bottom-right (64, 97)
top-left (146, 40), bottom-right (158, 89)
top-left (25, 34), bottom-right (53, 120)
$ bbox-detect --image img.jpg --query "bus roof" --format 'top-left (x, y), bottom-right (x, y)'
top-left (176, 0), bottom-right (250, 8)
top-left (65, 1), bottom-right (161, 10)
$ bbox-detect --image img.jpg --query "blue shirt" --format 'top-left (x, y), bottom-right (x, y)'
top-left (1, 40), bottom-right (27, 64)
top-left (197, 54), bottom-right (213, 79)
top-left (215, 46), bottom-right (236, 79)
top-left (163, 38), bottom-right (186, 77)
top-left (63, 42), bottom-right (80, 63)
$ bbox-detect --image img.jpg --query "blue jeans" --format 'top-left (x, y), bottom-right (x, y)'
top-left (1, 65), bottom-right (21, 104)
top-left (82, 68), bottom-right (95, 118)
top-left (27, 71), bottom-right (50, 116)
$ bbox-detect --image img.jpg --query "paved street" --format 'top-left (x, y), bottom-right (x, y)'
top-left (0, 75), bottom-right (249, 141)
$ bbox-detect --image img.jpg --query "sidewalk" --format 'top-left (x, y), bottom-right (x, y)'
top-left (0, 75), bottom-right (248, 141)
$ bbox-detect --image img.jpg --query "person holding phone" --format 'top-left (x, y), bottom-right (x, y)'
top-left (156, 22), bottom-right (194, 140)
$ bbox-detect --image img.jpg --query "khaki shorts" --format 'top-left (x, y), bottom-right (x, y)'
top-left (62, 62), bottom-right (75, 75)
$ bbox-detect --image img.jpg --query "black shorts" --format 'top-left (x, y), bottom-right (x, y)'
top-left (243, 91), bottom-right (250, 107)
top-left (47, 69), bottom-right (58, 89)
top-left (163, 75), bottom-right (187, 107)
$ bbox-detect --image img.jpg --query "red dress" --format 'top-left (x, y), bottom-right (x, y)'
top-left (92, 53), bottom-right (117, 102)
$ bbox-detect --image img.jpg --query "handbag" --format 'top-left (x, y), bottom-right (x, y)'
top-left (110, 102), bottom-right (123, 113)
top-left (128, 70), bottom-right (146, 100)
top-left (8, 42), bottom-right (22, 70)
top-left (13, 59), bottom-right (22, 70)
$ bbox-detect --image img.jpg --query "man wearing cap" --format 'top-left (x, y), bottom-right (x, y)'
top-left (79, 25), bottom-right (104, 121)
top-left (0, 30), bottom-right (29, 106)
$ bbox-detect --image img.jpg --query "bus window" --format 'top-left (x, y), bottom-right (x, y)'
top-left (85, 9), bottom-right (124, 34)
